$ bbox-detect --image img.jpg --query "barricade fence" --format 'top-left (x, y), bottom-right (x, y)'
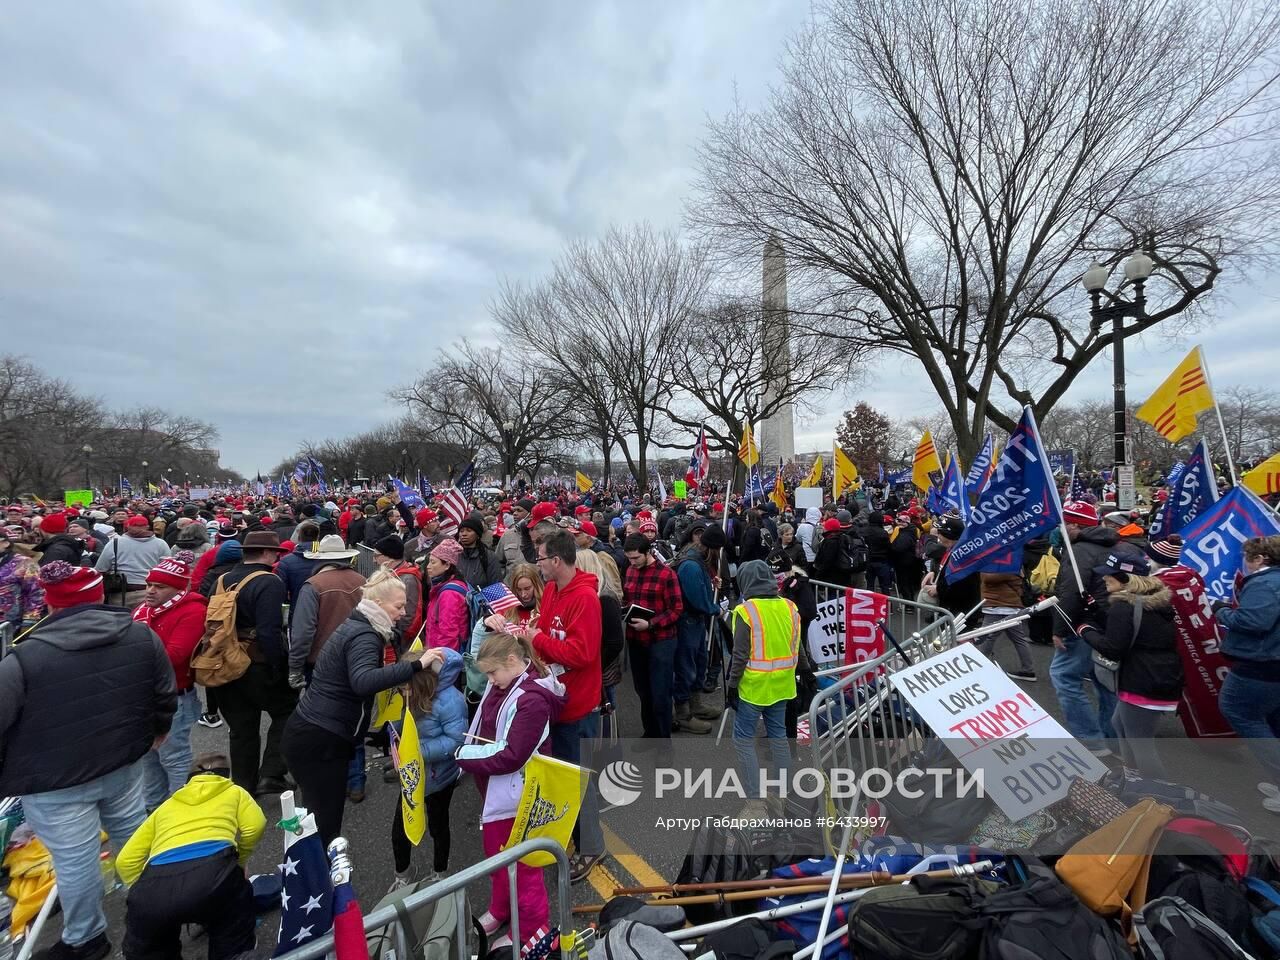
top-left (0, 621), bottom-right (13, 659)
top-left (355, 543), bottom-right (379, 579)
top-left (272, 837), bottom-right (573, 960)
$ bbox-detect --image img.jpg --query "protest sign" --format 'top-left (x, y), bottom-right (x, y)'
top-left (888, 645), bottom-right (1107, 819)
top-left (807, 592), bottom-right (845, 665)
top-left (795, 487), bottom-right (824, 510)
top-left (673, 480), bottom-right (687, 499)
top-left (64, 489), bottom-right (92, 507)
top-left (187, 486), bottom-right (212, 500)
top-left (1046, 449), bottom-right (1074, 477)
top-left (844, 588), bottom-right (888, 675)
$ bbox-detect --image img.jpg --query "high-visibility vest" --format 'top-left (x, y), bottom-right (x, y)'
top-left (734, 596), bottom-right (800, 707)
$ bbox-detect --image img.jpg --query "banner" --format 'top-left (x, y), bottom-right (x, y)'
top-left (391, 707), bottom-right (427, 844)
top-left (885, 467), bottom-right (913, 487)
top-left (965, 435), bottom-right (994, 499)
top-left (390, 476), bottom-right (425, 509)
top-left (888, 645), bottom-right (1107, 819)
top-left (63, 489), bottom-right (93, 507)
top-left (1180, 485), bottom-right (1280, 601)
top-left (940, 452), bottom-right (970, 521)
top-left (844, 588), bottom-right (888, 684)
top-left (506, 753), bottom-right (588, 866)
top-left (806, 591), bottom-right (846, 665)
top-left (1167, 439), bottom-right (1216, 534)
top-left (1046, 449), bottom-right (1074, 478)
top-left (944, 407), bottom-right (1060, 583)
top-left (673, 480), bottom-right (687, 499)
top-left (1157, 566), bottom-right (1235, 739)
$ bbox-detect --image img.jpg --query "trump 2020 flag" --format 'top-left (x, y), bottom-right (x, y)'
top-left (944, 406), bottom-right (1061, 583)
top-left (274, 820), bottom-right (333, 955)
top-left (964, 435), bottom-right (994, 499)
top-left (506, 753), bottom-right (588, 867)
top-left (940, 452), bottom-right (970, 521)
top-left (1167, 440), bottom-right (1218, 535)
top-left (1178, 485), bottom-right (1280, 602)
top-left (389, 476), bottom-right (425, 510)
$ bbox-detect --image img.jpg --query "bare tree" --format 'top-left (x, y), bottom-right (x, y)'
top-left (690, 0), bottom-right (1280, 462)
top-left (1219, 385), bottom-right (1280, 465)
top-left (495, 223), bottom-right (712, 489)
top-left (0, 356), bottom-right (103, 497)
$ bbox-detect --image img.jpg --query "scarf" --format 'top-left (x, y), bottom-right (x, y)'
top-left (132, 590), bottom-right (190, 624)
top-left (357, 598), bottom-right (395, 640)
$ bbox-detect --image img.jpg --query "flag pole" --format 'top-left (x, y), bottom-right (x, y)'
top-left (1199, 348), bottom-right (1239, 486)
top-left (1028, 406), bottom-right (1086, 596)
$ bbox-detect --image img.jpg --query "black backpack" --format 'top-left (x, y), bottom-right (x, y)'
top-left (844, 533), bottom-right (868, 574)
top-left (1135, 896), bottom-right (1256, 959)
top-left (977, 853), bottom-right (1131, 959)
top-left (697, 918), bottom-right (795, 960)
top-left (848, 875), bottom-right (999, 960)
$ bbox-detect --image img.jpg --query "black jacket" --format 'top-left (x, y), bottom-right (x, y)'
top-left (863, 524), bottom-right (891, 565)
top-left (1056, 527), bottom-right (1144, 632)
top-left (292, 610), bottom-right (417, 742)
top-left (814, 531), bottom-right (852, 586)
top-left (1083, 596), bottom-right (1183, 702)
top-left (38, 534), bottom-right (85, 567)
top-left (889, 528), bottom-right (920, 570)
top-left (221, 562), bottom-right (288, 663)
top-left (0, 605), bottom-right (176, 795)
top-left (346, 516), bottom-right (368, 546)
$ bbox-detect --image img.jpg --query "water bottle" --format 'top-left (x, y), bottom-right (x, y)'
top-left (100, 850), bottom-right (121, 894)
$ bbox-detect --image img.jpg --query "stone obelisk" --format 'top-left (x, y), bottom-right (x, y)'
top-left (760, 236), bottom-right (795, 464)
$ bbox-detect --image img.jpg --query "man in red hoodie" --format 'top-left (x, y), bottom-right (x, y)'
top-left (133, 556), bottom-right (209, 810)
top-left (493, 527), bottom-right (604, 882)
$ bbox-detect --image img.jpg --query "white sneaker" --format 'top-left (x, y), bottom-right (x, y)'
top-left (1260, 782), bottom-right (1280, 799)
top-left (477, 911), bottom-right (505, 937)
top-left (490, 934), bottom-right (513, 952)
top-left (386, 868), bottom-right (418, 895)
top-left (1264, 797), bottom-right (1280, 814)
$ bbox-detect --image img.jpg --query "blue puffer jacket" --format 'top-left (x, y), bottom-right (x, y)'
top-left (1218, 565), bottom-right (1280, 663)
top-left (396, 647), bottom-right (468, 796)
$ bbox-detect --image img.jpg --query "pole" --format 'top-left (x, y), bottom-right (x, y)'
top-left (1029, 405), bottom-right (1087, 596)
top-left (1113, 311), bottom-right (1126, 476)
top-left (1200, 347), bottom-right (1239, 485)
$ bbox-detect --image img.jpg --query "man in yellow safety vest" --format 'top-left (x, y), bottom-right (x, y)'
top-left (727, 559), bottom-right (801, 802)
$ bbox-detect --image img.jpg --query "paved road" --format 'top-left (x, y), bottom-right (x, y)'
top-left (32, 634), bottom-right (1278, 958)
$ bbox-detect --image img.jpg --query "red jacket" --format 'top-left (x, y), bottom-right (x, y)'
top-left (133, 591), bottom-right (208, 690)
top-left (531, 569), bottom-right (602, 723)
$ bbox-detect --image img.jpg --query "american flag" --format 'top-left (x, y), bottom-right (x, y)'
top-left (522, 926), bottom-right (558, 960)
top-left (456, 462), bottom-right (475, 500)
top-left (438, 487), bottom-right (468, 537)
top-left (480, 582), bottom-right (521, 615)
top-left (273, 826), bottom-right (333, 956)
top-left (685, 425), bottom-right (710, 490)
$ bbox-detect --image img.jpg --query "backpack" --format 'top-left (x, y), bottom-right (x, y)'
top-left (394, 562), bottom-right (426, 641)
top-left (977, 853), bottom-right (1132, 959)
top-left (1028, 552), bottom-right (1060, 594)
top-left (847, 874), bottom-right (999, 960)
top-left (365, 875), bottom-right (477, 960)
top-left (843, 533), bottom-right (868, 574)
top-left (1134, 896), bottom-right (1255, 959)
top-left (586, 920), bottom-right (685, 960)
top-left (1055, 798), bottom-right (1175, 922)
top-left (440, 581), bottom-right (487, 636)
top-left (190, 570), bottom-right (272, 687)
top-left (697, 918), bottom-right (794, 960)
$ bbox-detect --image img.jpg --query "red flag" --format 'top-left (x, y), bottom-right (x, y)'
top-left (331, 880), bottom-right (369, 960)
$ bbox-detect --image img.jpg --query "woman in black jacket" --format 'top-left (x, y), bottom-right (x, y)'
top-left (1080, 553), bottom-right (1183, 778)
top-left (282, 568), bottom-right (436, 844)
top-left (767, 523), bottom-right (806, 572)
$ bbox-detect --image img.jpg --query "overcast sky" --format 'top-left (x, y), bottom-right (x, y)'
top-left (3, 2), bottom-right (1277, 475)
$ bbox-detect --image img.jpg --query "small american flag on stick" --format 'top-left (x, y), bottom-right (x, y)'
top-left (480, 582), bottom-right (521, 615)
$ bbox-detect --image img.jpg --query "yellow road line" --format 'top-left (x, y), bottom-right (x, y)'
top-left (587, 860), bottom-right (624, 905)
top-left (602, 823), bottom-right (666, 890)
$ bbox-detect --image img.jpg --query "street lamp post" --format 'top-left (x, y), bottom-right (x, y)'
top-left (502, 420), bottom-right (516, 489)
top-left (1082, 252), bottom-right (1153, 509)
top-left (141, 460), bottom-right (148, 491)
top-left (81, 444), bottom-right (93, 491)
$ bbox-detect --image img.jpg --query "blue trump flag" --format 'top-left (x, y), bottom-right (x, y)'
top-left (944, 406), bottom-right (1062, 583)
top-left (1179, 485), bottom-right (1280, 602)
top-left (964, 435), bottom-right (994, 499)
top-left (1167, 439), bottom-right (1217, 534)
top-left (940, 452), bottom-right (971, 521)
top-left (389, 476), bottom-right (425, 509)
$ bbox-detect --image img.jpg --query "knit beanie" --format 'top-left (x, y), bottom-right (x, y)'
top-left (374, 535), bottom-right (405, 561)
top-left (39, 561), bottom-right (105, 608)
top-left (40, 512), bottom-right (68, 535)
top-left (430, 537), bottom-right (463, 567)
top-left (146, 556), bottom-right (193, 591)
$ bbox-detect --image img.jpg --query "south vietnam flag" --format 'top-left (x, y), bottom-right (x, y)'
top-left (1135, 346), bottom-right (1216, 443)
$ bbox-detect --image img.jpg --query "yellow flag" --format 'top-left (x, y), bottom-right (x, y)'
top-left (769, 460), bottom-right (787, 512)
top-left (912, 431), bottom-right (942, 490)
top-left (394, 703), bottom-right (427, 845)
top-left (1135, 346), bottom-right (1216, 442)
top-left (833, 445), bottom-right (859, 499)
top-left (802, 454), bottom-right (824, 488)
top-left (371, 688), bottom-right (404, 728)
top-left (1243, 453), bottom-right (1280, 497)
top-left (575, 470), bottom-right (593, 493)
top-left (505, 753), bottom-right (588, 866)
top-left (738, 421), bottom-right (759, 467)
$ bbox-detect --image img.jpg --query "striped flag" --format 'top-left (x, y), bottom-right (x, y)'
top-left (456, 462), bottom-right (475, 500)
top-left (480, 582), bottom-right (521, 615)
top-left (912, 431), bottom-right (943, 491)
top-left (1135, 346), bottom-right (1216, 442)
top-left (1244, 453), bottom-right (1280, 497)
top-left (438, 487), bottom-right (467, 537)
top-left (738, 421), bottom-right (759, 467)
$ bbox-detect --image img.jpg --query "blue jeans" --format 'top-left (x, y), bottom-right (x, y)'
top-left (866, 562), bottom-right (894, 595)
top-left (630, 636), bottom-right (676, 738)
top-left (551, 712), bottom-right (604, 854)
top-left (673, 616), bottom-right (710, 703)
top-left (1049, 634), bottom-right (1117, 747)
top-left (347, 743), bottom-right (366, 791)
top-left (143, 690), bottom-right (201, 809)
top-left (21, 760), bottom-right (147, 946)
top-left (1219, 671), bottom-right (1280, 782)
top-left (733, 700), bottom-right (791, 799)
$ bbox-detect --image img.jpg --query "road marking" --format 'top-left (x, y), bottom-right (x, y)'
top-left (587, 860), bottom-right (623, 905)
top-left (602, 823), bottom-right (666, 889)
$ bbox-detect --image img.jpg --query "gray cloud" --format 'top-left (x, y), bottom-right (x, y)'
top-left (2, 1), bottom-right (1274, 475)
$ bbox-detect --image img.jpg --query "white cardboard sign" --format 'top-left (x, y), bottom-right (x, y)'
top-left (887, 645), bottom-right (1107, 819)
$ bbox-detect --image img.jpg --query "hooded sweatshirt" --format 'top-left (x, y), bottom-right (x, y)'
top-left (530, 568), bottom-right (603, 723)
top-left (456, 662), bottom-right (565, 823)
top-left (797, 508), bottom-right (822, 564)
top-left (115, 774), bottom-right (266, 885)
top-left (728, 560), bottom-right (799, 694)
top-left (395, 647), bottom-right (468, 796)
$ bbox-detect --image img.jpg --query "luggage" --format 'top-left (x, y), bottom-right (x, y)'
top-left (365, 878), bottom-right (475, 960)
top-left (847, 874), bottom-right (999, 960)
top-left (1134, 895), bottom-right (1255, 959)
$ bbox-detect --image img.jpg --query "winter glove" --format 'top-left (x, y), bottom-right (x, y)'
top-left (288, 671), bottom-right (306, 690)
top-left (726, 687), bottom-right (740, 709)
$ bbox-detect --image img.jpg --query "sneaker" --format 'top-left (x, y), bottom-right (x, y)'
top-left (197, 712), bottom-right (223, 728)
top-left (1007, 670), bottom-right (1038, 682)
top-left (570, 853), bottom-right (604, 884)
top-left (382, 762), bottom-right (399, 784)
top-left (477, 911), bottom-right (506, 937)
top-left (1264, 797), bottom-right (1280, 815)
top-left (38, 935), bottom-right (111, 960)
top-left (1260, 782), bottom-right (1280, 800)
top-left (347, 786), bottom-right (365, 803)
top-left (387, 867), bottom-right (419, 894)
top-left (490, 934), bottom-right (513, 952)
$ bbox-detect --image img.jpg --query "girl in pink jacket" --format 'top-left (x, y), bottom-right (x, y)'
top-left (422, 537), bottom-right (471, 652)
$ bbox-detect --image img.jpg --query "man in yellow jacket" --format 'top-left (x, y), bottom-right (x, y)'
top-left (728, 560), bottom-right (802, 803)
top-left (116, 753), bottom-right (266, 960)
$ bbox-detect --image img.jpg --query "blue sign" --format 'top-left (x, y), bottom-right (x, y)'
top-left (1179, 486), bottom-right (1280, 601)
top-left (886, 467), bottom-right (913, 487)
top-left (1167, 440), bottom-right (1216, 534)
top-left (1047, 449), bottom-right (1075, 478)
top-left (945, 407), bottom-right (1061, 583)
top-left (389, 476), bottom-right (425, 509)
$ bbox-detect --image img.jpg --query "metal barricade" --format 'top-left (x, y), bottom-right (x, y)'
top-left (272, 837), bottom-right (573, 960)
top-left (0, 621), bottom-right (13, 660)
top-left (355, 544), bottom-right (379, 579)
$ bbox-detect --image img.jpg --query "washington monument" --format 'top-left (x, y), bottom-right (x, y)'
top-left (760, 236), bottom-right (795, 463)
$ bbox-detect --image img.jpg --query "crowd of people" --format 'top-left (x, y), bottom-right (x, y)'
top-left (0, 465), bottom-right (1278, 959)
